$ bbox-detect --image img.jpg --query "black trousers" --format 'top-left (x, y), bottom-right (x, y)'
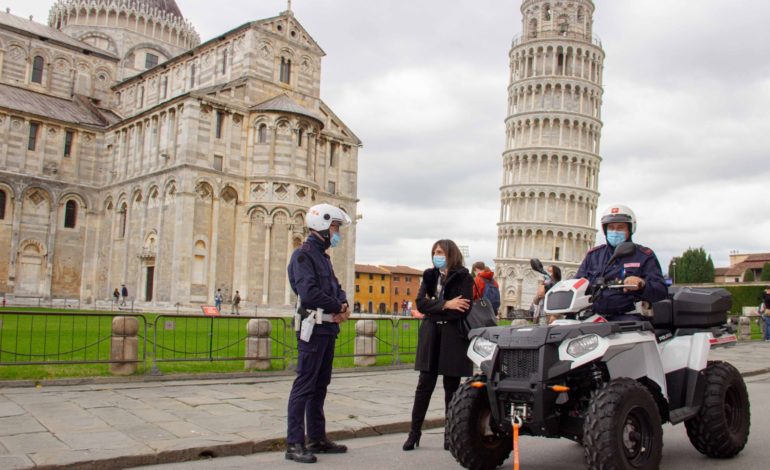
top-left (287, 333), bottom-right (336, 444)
top-left (409, 371), bottom-right (461, 433)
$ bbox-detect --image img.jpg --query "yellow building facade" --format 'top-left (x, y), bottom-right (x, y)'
top-left (353, 264), bottom-right (391, 313)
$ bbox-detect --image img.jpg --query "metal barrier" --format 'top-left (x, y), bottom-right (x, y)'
top-left (149, 314), bottom-right (293, 374)
top-left (0, 311), bottom-right (147, 366)
top-left (0, 311), bottom-right (425, 374)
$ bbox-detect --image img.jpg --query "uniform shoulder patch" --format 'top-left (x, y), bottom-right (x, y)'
top-left (637, 245), bottom-right (654, 256)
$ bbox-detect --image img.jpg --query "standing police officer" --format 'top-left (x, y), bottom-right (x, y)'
top-left (576, 204), bottom-right (667, 321)
top-left (285, 203), bottom-right (352, 464)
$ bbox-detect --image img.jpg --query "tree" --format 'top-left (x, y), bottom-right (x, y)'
top-left (673, 247), bottom-right (715, 284)
top-left (761, 263), bottom-right (770, 282)
top-left (667, 257), bottom-right (680, 282)
top-left (744, 270), bottom-right (755, 282)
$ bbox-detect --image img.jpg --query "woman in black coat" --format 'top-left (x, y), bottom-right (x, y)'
top-left (403, 239), bottom-right (473, 451)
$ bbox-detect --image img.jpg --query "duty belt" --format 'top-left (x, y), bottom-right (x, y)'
top-left (299, 307), bottom-right (336, 323)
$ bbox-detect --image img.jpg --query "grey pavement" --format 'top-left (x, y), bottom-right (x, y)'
top-left (0, 342), bottom-right (768, 470)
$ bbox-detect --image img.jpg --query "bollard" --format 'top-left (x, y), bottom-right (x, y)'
top-left (737, 316), bottom-right (751, 341)
top-left (354, 319), bottom-right (377, 366)
top-left (111, 316), bottom-right (139, 375)
top-left (245, 319), bottom-right (272, 370)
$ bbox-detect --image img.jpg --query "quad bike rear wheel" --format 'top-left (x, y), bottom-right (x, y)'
top-left (447, 376), bottom-right (512, 470)
top-left (685, 361), bottom-right (750, 458)
top-left (583, 377), bottom-right (663, 470)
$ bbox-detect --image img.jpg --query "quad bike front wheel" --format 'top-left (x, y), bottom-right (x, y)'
top-left (447, 376), bottom-right (512, 470)
top-left (583, 377), bottom-right (663, 470)
top-left (685, 361), bottom-right (750, 458)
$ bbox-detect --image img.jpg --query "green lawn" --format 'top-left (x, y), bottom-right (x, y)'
top-left (0, 309), bottom-right (424, 380)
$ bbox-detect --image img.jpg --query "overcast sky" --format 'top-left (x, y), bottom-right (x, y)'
top-left (7, 0), bottom-right (770, 273)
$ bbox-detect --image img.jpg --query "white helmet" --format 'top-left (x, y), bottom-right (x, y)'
top-left (306, 203), bottom-right (352, 232)
top-left (600, 204), bottom-right (636, 234)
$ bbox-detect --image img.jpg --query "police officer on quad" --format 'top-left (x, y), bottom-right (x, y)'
top-left (285, 203), bottom-right (352, 464)
top-left (575, 204), bottom-right (667, 321)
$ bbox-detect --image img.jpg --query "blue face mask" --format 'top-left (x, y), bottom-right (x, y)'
top-left (606, 230), bottom-right (627, 247)
top-left (433, 255), bottom-right (447, 269)
top-left (330, 232), bottom-right (342, 248)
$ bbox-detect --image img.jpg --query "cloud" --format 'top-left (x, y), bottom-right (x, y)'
top-left (8, 0), bottom-right (769, 273)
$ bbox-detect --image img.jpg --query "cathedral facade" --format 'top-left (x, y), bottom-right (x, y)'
top-left (0, 0), bottom-right (360, 308)
top-left (496, 0), bottom-right (604, 313)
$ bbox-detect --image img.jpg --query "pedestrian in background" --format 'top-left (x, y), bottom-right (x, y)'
top-left (214, 289), bottom-right (223, 312)
top-left (532, 265), bottom-right (562, 324)
top-left (471, 262), bottom-right (501, 315)
top-left (233, 290), bottom-right (241, 315)
top-left (761, 286), bottom-right (770, 342)
top-left (120, 284), bottom-right (128, 306)
top-left (112, 288), bottom-right (120, 305)
top-left (404, 239), bottom-right (473, 452)
top-left (285, 204), bottom-right (352, 463)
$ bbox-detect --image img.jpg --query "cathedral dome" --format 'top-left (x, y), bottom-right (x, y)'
top-left (92, 0), bottom-right (184, 19)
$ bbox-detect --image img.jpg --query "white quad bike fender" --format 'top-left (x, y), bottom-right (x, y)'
top-left (658, 331), bottom-right (737, 375)
top-left (558, 330), bottom-right (669, 400)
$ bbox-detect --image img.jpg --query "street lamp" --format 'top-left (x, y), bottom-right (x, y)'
top-left (672, 261), bottom-right (677, 285)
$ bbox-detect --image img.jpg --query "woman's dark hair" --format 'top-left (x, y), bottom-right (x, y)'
top-left (471, 261), bottom-right (486, 272)
top-left (432, 239), bottom-right (464, 271)
top-left (549, 265), bottom-right (562, 282)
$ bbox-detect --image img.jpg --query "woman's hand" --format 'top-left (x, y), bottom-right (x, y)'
top-left (444, 296), bottom-right (470, 312)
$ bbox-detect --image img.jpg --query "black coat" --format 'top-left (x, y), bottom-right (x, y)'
top-left (414, 267), bottom-right (474, 377)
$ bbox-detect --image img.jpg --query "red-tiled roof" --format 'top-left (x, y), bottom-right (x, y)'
top-left (355, 264), bottom-right (391, 275)
top-left (379, 265), bottom-right (423, 276)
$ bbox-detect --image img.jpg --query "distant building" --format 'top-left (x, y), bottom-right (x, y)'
top-left (715, 252), bottom-right (770, 283)
top-left (354, 264), bottom-right (391, 313)
top-left (354, 264), bottom-right (424, 314)
top-left (379, 265), bottom-right (422, 313)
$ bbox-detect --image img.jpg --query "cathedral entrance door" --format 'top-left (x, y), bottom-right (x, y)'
top-left (145, 266), bottom-right (155, 302)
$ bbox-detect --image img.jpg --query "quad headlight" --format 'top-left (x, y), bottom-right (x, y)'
top-left (471, 337), bottom-right (498, 360)
top-left (566, 334), bottom-right (600, 358)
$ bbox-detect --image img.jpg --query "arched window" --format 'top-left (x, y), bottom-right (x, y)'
top-left (258, 124), bottom-right (268, 143)
top-left (119, 203), bottom-right (128, 238)
top-left (280, 57), bottom-right (292, 84)
top-left (0, 190), bottom-right (6, 220)
top-left (64, 200), bottom-right (77, 228)
top-left (297, 128), bottom-right (304, 147)
top-left (544, 4), bottom-right (552, 21)
top-left (31, 56), bottom-right (45, 84)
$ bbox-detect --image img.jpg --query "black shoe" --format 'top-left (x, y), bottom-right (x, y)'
top-left (285, 443), bottom-right (317, 463)
top-left (444, 433), bottom-right (450, 451)
top-left (402, 431), bottom-right (421, 451)
top-left (307, 438), bottom-right (347, 454)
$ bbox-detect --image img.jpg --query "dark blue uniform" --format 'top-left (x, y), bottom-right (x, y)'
top-left (286, 235), bottom-right (347, 445)
top-left (575, 243), bottom-right (667, 319)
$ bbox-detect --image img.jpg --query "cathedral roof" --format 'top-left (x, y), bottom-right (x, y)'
top-left (252, 94), bottom-right (323, 123)
top-left (0, 9), bottom-right (117, 59)
top-left (0, 83), bottom-right (121, 128)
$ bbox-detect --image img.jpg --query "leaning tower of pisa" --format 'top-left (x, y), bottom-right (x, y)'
top-left (496, 0), bottom-right (604, 314)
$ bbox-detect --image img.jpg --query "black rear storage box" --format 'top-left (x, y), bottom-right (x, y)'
top-left (670, 287), bottom-right (731, 328)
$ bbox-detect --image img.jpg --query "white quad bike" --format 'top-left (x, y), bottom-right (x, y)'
top-left (447, 242), bottom-right (750, 470)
